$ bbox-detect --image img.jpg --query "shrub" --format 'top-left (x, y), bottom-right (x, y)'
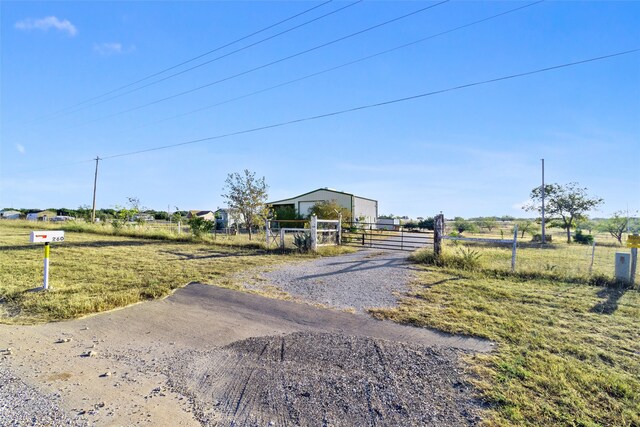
top-left (188, 216), bottom-right (215, 237)
top-left (409, 246), bottom-right (482, 270)
top-left (293, 232), bottom-right (312, 253)
top-left (573, 230), bottom-right (594, 245)
top-left (531, 234), bottom-right (552, 243)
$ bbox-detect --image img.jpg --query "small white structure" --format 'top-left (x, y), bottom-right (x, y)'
top-left (132, 213), bottom-right (154, 222)
top-left (269, 188), bottom-right (377, 223)
top-left (26, 211), bottom-right (56, 221)
top-left (0, 210), bottom-right (21, 220)
top-left (51, 215), bottom-right (76, 222)
top-left (377, 218), bottom-right (400, 230)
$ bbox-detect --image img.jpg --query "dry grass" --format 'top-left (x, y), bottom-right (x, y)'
top-left (0, 222), bottom-right (351, 324)
top-left (371, 266), bottom-right (640, 426)
top-left (422, 236), bottom-right (627, 282)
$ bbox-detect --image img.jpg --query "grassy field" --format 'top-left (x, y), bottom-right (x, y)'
top-left (442, 224), bottom-right (631, 281)
top-left (2, 220), bottom-right (638, 425)
top-left (371, 262), bottom-right (640, 426)
top-left (0, 221), bottom-right (350, 324)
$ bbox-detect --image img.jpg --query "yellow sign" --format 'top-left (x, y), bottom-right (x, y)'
top-left (627, 235), bottom-right (640, 248)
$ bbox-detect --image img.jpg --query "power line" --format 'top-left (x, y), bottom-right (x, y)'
top-left (120, 1), bottom-right (545, 134)
top-left (97, 48), bottom-right (638, 161)
top-left (43, 1), bottom-right (362, 121)
top-left (78, 1), bottom-right (450, 126)
top-left (26, 0), bottom-right (335, 124)
top-left (9, 47), bottom-right (638, 174)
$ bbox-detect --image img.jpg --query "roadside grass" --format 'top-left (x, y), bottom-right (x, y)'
top-left (430, 238), bottom-right (623, 281)
top-left (371, 258), bottom-right (640, 426)
top-left (0, 222), bottom-right (352, 324)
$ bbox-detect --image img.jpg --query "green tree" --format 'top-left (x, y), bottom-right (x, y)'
top-left (76, 205), bottom-right (92, 222)
top-left (308, 200), bottom-right (351, 221)
top-left (403, 221), bottom-right (419, 230)
top-left (417, 217), bottom-right (435, 230)
top-left (598, 211), bottom-right (634, 245)
top-left (273, 205), bottom-right (304, 229)
top-left (453, 217), bottom-right (478, 234)
top-left (515, 219), bottom-right (535, 239)
top-left (525, 182), bottom-right (603, 243)
top-left (222, 170), bottom-right (268, 241)
top-left (477, 217), bottom-right (497, 232)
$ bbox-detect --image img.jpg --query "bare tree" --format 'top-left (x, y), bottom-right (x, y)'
top-left (221, 170), bottom-right (268, 240)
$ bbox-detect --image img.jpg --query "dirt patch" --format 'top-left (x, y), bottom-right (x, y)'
top-left (168, 332), bottom-right (482, 427)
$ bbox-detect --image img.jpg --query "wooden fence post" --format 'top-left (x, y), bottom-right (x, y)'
top-left (631, 247), bottom-right (637, 287)
top-left (310, 215), bottom-right (318, 252)
top-left (511, 224), bottom-right (518, 272)
top-left (589, 240), bottom-right (596, 275)
top-left (337, 214), bottom-right (342, 245)
top-left (265, 219), bottom-right (270, 248)
top-left (434, 214), bottom-right (444, 258)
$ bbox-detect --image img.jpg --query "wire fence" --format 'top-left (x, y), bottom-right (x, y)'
top-left (440, 219), bottom-right (632, 279)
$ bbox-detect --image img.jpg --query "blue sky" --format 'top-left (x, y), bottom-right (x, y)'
top-left (1, 1), bottom-right (638, 218)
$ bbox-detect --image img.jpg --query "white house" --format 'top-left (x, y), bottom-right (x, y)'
top-left (268, 188), bottom-right (378, 223)
top-left (187, 210), bottom-right (216, 221)
top-left (214, 208), bottom-right (237, 229)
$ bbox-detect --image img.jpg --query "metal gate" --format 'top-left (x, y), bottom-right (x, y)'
top-left (341, 222), bottom-right (434, 252)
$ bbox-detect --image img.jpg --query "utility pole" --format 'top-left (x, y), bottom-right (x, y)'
top-left (541, 158), bottom-right (546, 244)
top-left (91, 156), bottom-right (100, 223)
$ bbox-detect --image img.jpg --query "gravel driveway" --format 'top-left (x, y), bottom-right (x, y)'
top-left (1, 250), bottom-right (491, 426)
top-left (254, 249), bottom-right (417, 312)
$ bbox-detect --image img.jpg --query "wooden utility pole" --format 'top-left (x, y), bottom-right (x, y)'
top-left (91, 156), bottom-right (100, 223)
top-left (541, 158), bottom-right (546, 244)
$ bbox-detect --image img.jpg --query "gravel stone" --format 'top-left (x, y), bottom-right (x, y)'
top-left (258, 249), bottom-right (418, 312)
top-left (0, 363), bottom-right (85, 426)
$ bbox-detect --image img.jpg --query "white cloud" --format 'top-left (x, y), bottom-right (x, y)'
top-left (93, 42), bottom-right (135, 56)
top-left (16, 144), bottom-right (25, 154)
top-left (15, 16), bottom-right (77, 37)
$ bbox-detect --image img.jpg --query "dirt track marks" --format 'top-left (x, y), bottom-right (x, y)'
top-left (167, 332), bottom-right (482, 427)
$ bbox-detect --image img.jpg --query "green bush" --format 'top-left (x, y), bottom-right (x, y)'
top-left (409, 246), bottom-right (482, 270)
top-left (531, 234), bottom-right (552, 243)
top-left (188, 216), bottom-right (215, 237)
top-left (293, 232), bottom-right (312, 253)
top-left (573, 229), bottom-right (594, 245)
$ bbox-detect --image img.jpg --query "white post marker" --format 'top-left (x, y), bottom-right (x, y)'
top-left (30, 230), bottom-right (65, 290)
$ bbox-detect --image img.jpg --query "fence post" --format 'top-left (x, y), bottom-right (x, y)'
top-left (589, 240), bottom-right (596, 275)
top-left (434, 214), bottom-right (444, 258)
top-left (265, 219), bottom-right (270, 248)
top-left (337, 214), bottom-right (342, 245)
top-left (511, 224), bottom-right (518, 272)
top-left (310, 215), bottom-right (318, 252)
top-left (280, 228), bottom-right (285, 250)
top-left (631, 247), bottom-right (637, 287)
